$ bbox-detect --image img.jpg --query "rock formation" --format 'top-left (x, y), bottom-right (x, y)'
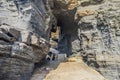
top-left (51, 0), bottom-right (120, 80)
top-left (0, 0), bottom-right (56, 80)
top-left (44, 57), bottom-right (107, 80)
top-left (0, 0), bottom-right (120, 80)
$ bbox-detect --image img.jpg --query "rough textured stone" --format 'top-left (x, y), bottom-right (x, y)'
top-left (0, 0), bottom-right (120, 80)
top-left (51, 0), bottom-right (120, 80)
top-left (0, 0), bottom-right (55, 80)
top-left (44, 57), bottom-right (107, 80)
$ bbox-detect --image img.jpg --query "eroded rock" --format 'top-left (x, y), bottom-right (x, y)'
top-left (51, 0), bottom-right (120, 80)
top-left (44, 57), bottom-right (107, 80)
top-left (0, 0), bottom-right (56, 80)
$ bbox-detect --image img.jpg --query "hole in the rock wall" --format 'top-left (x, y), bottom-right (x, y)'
top-left (81, 0), bottom-right (104, 7)
top-left (56, 19), bottom-right (78, 57)
top-left (57, 26), bottom-right (72, 57)
top-left (81, 1), bottom-right (90, 7)
top-left (6, 32), bottom-right (14, 37)
top-left (57, 25), bottom-right (78, 57)
top-left (51, 24), bottom-right (57, 32)
top-left (80, 22), bottom-right (94, 31)
top-left (51, 6), bottom-right (78, 57)
top-left (50, 25), bottom-right (60, 46)
top-left (0, 38), bottom-right (10, 43)
top-left (52, 38), bottom-right (58, 43)
top-left (87, 60), bottom-right (100, 68)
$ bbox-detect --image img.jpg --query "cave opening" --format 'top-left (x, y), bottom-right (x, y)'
top-left (50, 25), bottom-right (73, 57)
top-left (50, 10), bottom-right (79, 57)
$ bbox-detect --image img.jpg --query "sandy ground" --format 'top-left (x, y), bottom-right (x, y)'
top-left (31, 57), bottom-right (107, 80)
top-left (44, 57), bottom-right (107, 80)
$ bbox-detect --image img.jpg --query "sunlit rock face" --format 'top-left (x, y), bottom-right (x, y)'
top-left (0, 0), bottom-right (56, 80)
top-left (52, 0), bottom-right (120, 80)
top-left (0, 0), bottom-right (120, 80)
top-left (44, 58), bottom-right (107, 80)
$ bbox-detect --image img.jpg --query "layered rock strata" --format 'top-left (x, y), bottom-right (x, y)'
top-left (51, 0), bottom-right (120, 80)
top-left (0, 0), bottom-right (56, 80)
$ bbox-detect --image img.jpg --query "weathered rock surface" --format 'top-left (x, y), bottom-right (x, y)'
top-left (51, 0), bottom-right (120, 80)
top-left (0, 0), bottom-right (55, 80)
top-left (44, 57), bottom-right (107, 80)
top-left (0, 0), bottom-right (120, 80)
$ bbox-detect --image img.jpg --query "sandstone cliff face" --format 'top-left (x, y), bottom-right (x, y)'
top-left (0, 0), bottom-right (120, 80)
top-left (0, 0), bottom-right (55, 80)
top-left (51, 0), bottom-right (120, 80)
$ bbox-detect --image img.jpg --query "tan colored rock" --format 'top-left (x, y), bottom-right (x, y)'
top-left (52, 0), bottom-right (120, 80)
top-left (68, 56), bottom-right (83, 62)
top-left (44, 57), bottom-right (107, 80)
top-left (68, 0), bottom-right (80, 10)
top-left (77, 9), bottom-right (95, 17)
